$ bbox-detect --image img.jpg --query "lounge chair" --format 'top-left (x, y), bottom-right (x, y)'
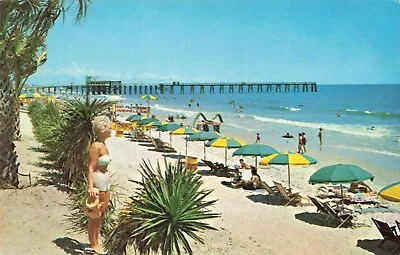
top-left (322, 202), bottom-right (354, 228)
top-left (308, 196), bottom-right (329, 214)
top-left (273, 181), bottom-right (302, 207)
top-left (371, 218), bottom-right (400, 253)
top-left (150, 137), bottom-right (176, 153)
top-left (260, 181), bottom-right (280, 195)
top-left (131, 129), bottom-right (152, 143)
top-left (201, 159), bottom-right (233, 177)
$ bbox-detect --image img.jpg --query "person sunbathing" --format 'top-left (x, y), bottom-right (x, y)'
top-left (239, 159), bottom-right (250, 169)
top-left (233, 167), bottom-right (261, 190)
top-left (349, 181), bottom-right (372, 193)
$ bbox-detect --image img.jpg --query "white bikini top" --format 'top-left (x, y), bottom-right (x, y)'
top-left (97, 154), bottom-right (111, 166)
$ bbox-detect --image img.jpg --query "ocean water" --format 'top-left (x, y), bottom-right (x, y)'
top-left (120, 84), bottom-right (400, 181)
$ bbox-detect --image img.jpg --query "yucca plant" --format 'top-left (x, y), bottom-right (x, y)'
top-left (105, 159), bottom-right (220, 255)
top-left (67, 176), bottom-right (122, 237)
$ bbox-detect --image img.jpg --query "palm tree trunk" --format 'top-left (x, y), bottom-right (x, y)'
top-left (0, 86), bottom-right (19, 188)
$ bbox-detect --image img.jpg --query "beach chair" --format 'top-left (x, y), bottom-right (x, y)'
top-left (201, 159), bottom-right (233, 177)
top-left (371, 218), bottom-right (400, 253)
top-left (260, 181), bottom-right (280, 195)
top-left (273, 181), bottom-right (302, 207)
top-left (150, 137), bottom-right (176, 153)
top-left (308, 196), bottom-right (329, 214)
top-left (131, 129), bottom-right (152, 143)
top-left (322, 202), bottom-right (354, 228)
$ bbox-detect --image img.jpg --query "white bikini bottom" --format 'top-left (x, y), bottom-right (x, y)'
top-left (93, 171), bottom-right (110, 192)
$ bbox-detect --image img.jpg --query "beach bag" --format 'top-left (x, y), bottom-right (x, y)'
top-left (83, 188), bottom-right (103, 219)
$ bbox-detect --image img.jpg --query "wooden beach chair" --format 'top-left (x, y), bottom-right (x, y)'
top-left (131, 129), bottom-right (152, 143)
top-left (273, 181), bottom-right (302, 207)
top-left (260, 181), bottom-right (280, 195)
top-left (201, 159), bottom-right (233, 177)
top-left (322, 202), bottom-right (354, 228)
top-left (308, 196), bottom-right (330, 214)
top-left (371, 218), bottom-right (400, 253)
top-left (150, 137), bottom-right (176, 153)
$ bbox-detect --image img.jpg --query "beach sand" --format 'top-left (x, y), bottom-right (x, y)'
top-left (0, 112), bottom-right (399, 255)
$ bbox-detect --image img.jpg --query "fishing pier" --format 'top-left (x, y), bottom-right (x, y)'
top-left (32, 81), bottom-right (317, 95)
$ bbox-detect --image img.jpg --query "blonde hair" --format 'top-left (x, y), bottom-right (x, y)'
top-left (92, 116), bottom-right (111, 135)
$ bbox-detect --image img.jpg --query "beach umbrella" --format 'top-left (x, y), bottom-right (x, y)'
top-left (106, 95), bottom-right (124, 103)
top-left (126, 115), bottom-right (147, 122)
top-left (379, 181), bottom-right (400, 202)
top-left (140, 94), bottom-right (158, 116)
top-left (205, 137), bottom-right (247, 166)
top-left (260, 152), bottom-right (317, 189)
top-left (137, 117), bottom-right (159, 126)
top-left (171, 128), bottom-right (199, 156)
top-left (309, 164), bottom-right (374, 207)
top-left (145, 120), bottom-right (168, 138)
top-left (19, 92), bottom-right (41, 99)
top-left (156, 123), bottom-right (181, 146)
top-left (232, 144), bottom-right (279, 169)
top-left (186, 131), bottom-right (221, 159)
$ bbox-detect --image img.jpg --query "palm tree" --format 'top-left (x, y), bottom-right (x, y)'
top-left (105, 159), bottom-right (220, 255)
top-left (0, 0), bottom-right (90, 188)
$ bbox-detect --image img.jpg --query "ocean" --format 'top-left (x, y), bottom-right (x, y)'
top-left (119, 84), bottom-right (400, 180)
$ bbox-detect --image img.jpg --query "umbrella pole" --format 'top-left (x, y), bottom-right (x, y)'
top-left (288, 164), bottom-right (291, 190)
top-left (185, 138), bottom-right (188, 157)
top-left (147, 99), bottom-right (150, 117)
top-left (255, 156), bottom-right (258, 170)
top-left (159, 130), bottom-right (161, 139)
top-left (170, 134), bottom-right (172, 147)
top-left (204, 141), bottom-right (206, 160)
top-left (225, 147), bottom-right (227, 166)
top-left (341, 184), bottom-right (344, 211)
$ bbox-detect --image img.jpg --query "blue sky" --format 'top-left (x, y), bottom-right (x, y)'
top-left (29, 0), bottom-right (400, 85)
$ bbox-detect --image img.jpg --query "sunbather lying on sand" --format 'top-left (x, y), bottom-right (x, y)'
top-left (233, 167), bottom-right (261, 190)
top-left (349, 181), bottom-right (372, 193)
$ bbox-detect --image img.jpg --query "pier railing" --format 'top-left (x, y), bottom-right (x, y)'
top-left (28, 82), bottom-right (317, 95)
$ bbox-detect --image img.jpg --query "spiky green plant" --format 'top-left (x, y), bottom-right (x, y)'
top-left (28, 98), bottom-right (112, 185)
top-left (105, 159), bottom-right (220, 255)
top-left (67, 176), bottom-right (122, 237)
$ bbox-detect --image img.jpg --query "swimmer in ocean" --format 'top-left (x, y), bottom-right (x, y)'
top-left (336, 113), bottom-right (341, 117)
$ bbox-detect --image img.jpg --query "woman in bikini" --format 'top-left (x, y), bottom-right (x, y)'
top-left (87, 116), bottom-right (112, 254)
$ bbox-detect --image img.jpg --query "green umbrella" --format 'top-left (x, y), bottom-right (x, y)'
top-left (186, 131), bottom-right (221, 159)
top-left (137, 117), bottom-right (159, 126)
top-left (156, 123), bottom-right (181, 146)
top-left (232, 144), bottom-right (279, 169)
top-left (126, 114), bottom-right (147, 122)
top-left (309, 164), bottom-right (374, 185)
top-left (205, 137), bottom-right (247, 166)
top-left (309, 164), bottom-right (374, 207)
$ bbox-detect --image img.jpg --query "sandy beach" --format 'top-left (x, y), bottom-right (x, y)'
top-left (0, 112), bottom-right (399, 255)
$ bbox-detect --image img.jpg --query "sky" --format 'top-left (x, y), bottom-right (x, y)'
top-left (28, 0), bottom-right (400, 85)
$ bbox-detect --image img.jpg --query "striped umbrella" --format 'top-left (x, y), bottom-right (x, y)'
top-left (171, 128), bottom-right (199, 156)
top-left (140, 94), bottom-right (158, 116)
top-left (232, 144), bottom-right (279, 169)
top-left (205, 137), bottom-right (247, 166)
top-left (261, 151), bottom-right (317, 189)
top-left (379, 181), bottom-right (400, 202)
top-left (186, 131), bottom-right (221, 159)
top-left (137, 117), bottom-right (159, 126)
top-left (126, 115), bottom-right (147, 122)
top-left (19, 92), bottom-right (41, 99)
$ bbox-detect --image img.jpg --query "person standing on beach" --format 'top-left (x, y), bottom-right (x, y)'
top-left (297, 133), bottom-right (304, 154)
top-left (318, 128), bottom-right (323, 145)
top-left (302, 132), bottom-right (307, 153)
top-left (256, 133), bottom-right (261, 143)
top-left (86, 116), bottom-right (112, 254)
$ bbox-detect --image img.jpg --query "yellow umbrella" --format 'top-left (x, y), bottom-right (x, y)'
top-left (379, 181), bottom-right (400, 202)
top-left (260, 151), bottom-right (317, 189)
top-left (139, 94), bottom-right (158, 116)
top-left (205, 137), bottom-right (247, 166)
top-left (170, 127), bottom-right (199, 156)
top-left (19, 92), bottom-right (41, 99)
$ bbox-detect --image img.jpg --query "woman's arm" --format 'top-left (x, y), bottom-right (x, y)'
top-left (87, 143), bottom-right (98, 197)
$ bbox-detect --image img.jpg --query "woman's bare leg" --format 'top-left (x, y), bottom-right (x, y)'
top-left (88, 217), bottom-right (100, 248)
top-left (93, 191), bottom-right (110, 252)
